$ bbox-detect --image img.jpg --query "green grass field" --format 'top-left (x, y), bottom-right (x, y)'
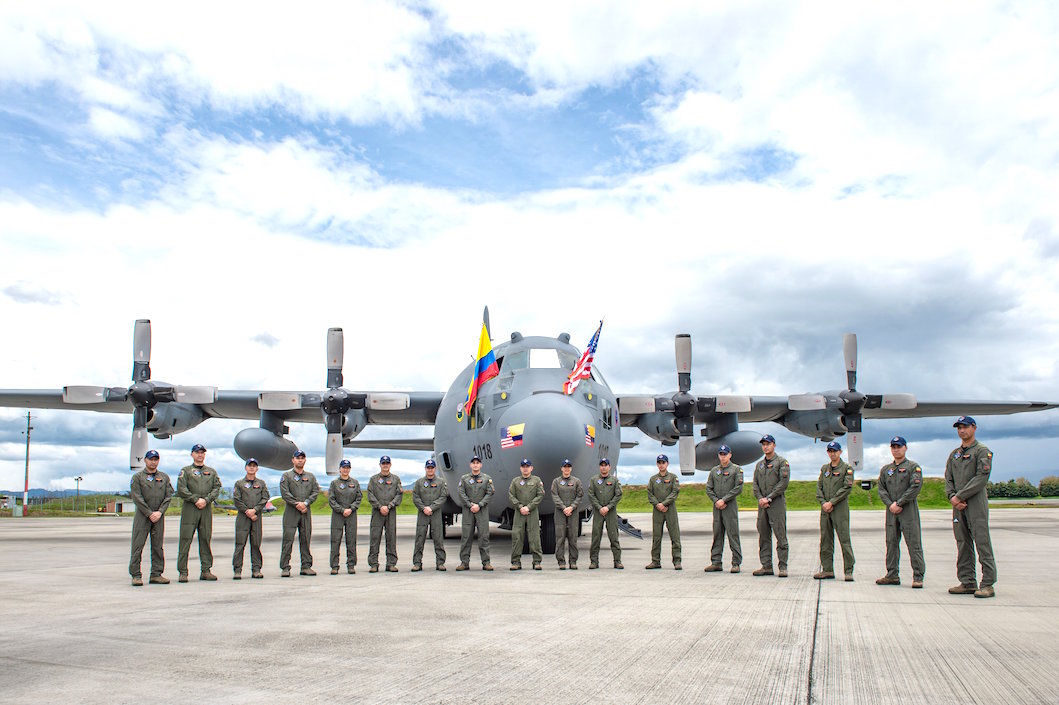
top-left (7, 478), bottom-right (1039, 518)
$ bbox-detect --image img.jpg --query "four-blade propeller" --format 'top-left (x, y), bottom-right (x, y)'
top-left (62, 319), bottom-right (216, 470)
top-left (787, 333), bottom-right (917, 471)
top-left (257, 328), bottom-right (409, 475)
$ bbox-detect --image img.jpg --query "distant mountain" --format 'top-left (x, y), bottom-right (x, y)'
top-left (0, 488), bottom-right (115, 498)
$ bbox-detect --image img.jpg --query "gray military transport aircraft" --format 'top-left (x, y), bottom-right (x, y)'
top-left (1, 313), bottom-right (1055, 552)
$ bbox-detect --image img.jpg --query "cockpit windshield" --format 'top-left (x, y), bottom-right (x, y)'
top-left (500, 348), bottom-right (579, 371)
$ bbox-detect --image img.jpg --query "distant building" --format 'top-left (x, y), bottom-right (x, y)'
top-left (102, 499), bottom-right (135, 514)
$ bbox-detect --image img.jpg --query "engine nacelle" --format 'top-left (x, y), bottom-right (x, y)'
top-left (696, 431), bottom-right (765, 469)
top-left (147, 403), bottom-right (206, 439)
top-left (343, 408), bottom-right (367, 438)
top-left (234, 427), bottom-right (299, 470)
top-left (778, 409), bottom-right (847, 440)
top-left (636, 412), bottom-right (678, 443)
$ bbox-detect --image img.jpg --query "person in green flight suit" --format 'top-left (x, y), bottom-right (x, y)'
top-left (645, 454), bottom-right (681, 570)
top-left (509, 458), bottom-right (545, 570)
top-left (814, 441), bottom-right (855, 581)
top-left (176, 443), bottom-right (222, 582)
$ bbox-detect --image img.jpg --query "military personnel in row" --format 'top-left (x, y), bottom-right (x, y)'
top-left (509, 458), bottom-right (545, 570)
top-left (367, 455), bottom-right (403, 572)
top-left (588, 458), bottom-right (623, 569)
top-left (176, 443), bottom-right (223, 582)
top-left (129, 449), bottom-right (174, 586)
top-left (875, 436), bottom-right (925, 588)
top-left (280, 449), bottom-right (320, 577)
top-left (645, 454), bottom-right (681, 570)
top-left (815, 441), bottom-right (855, 581)
top-left (457, 455), bottom-right (495, 571)
top-left (752, 435), bottom-right (790, 578)
top-left (328, 459), bottom-right (362, 575)
top-left (705, 445), bottom-right (743, 573)
top-left (411, 459), bottom-right (448, 571)
top-left (232, 458), bottom-right (269, 580)
top-left (551, 459), bottom-right (584, 569)
top-left (945, 416), bottom-right (997, 598)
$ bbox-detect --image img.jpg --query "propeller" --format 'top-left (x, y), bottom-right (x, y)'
top-left (258, 327), bottom-right (410, 476)
top-left (617, 334), bottom-right (750, 475)
top-left (62, 319), bottom-right (217, 470)
top-left (787, 333), bottom-right (917, 472)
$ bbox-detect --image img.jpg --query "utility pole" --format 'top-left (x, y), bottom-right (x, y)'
top-left (75, 476), bottom-right (83, 515)
top-left (23, 412), bottom-right (32, 516)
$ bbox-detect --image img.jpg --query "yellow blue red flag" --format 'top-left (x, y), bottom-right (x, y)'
top-left (460, 320), bottom-right (499, 419)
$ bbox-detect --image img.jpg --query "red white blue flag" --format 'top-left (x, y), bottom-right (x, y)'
top-left (563, 320), bottom-right (602, 395)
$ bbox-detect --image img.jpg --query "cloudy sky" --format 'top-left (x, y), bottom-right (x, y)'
top-left (2, 1), bottom-right (1058, 494)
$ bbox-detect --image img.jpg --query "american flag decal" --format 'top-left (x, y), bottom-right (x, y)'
top-left (584, 424), bottom-right (595, 447)
top-left (500, 423), bottom-right (525, 449)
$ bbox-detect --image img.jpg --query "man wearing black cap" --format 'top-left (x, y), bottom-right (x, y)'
top-left (328, 459), bottom-right (362, 575)
top-left (367, 455), bottom-right (403, 572)
top-left (232, 458), bottom-right (269, 579)
top-left (509, 459), bottom-right (545, 570)
top-left (176, 444), bottom-right (222, 582)
top-left (411, 459), bottom-right (448, 571)
top-left (945, 417), bottom-right (997, 598)
top-left (705, 446), bottom-right (743, 573)
top-left (876, 437), bottom-right (925, 588)
top-left (645, 454), bottom-right (681, 570)
top-left (752, 435), bottom-right (790, 578)
top-left (588, 458), bottom-right (623, 569)
top-left (280, 449), bottom-right (320, 577)
top-left (457, 455), bottom-right (494, 570)
top-left (814, 441), bottom-right (855, 581)
top-left (550, 459), bottom-right (583, 569)
top-left (129, 449), bottom-right (174, 586)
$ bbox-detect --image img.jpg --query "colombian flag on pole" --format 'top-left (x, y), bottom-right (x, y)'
top-left (461, 320), bottom-right (499, 419)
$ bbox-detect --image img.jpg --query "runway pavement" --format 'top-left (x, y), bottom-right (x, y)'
top-left (1, 507), bottom-right (1057, 705)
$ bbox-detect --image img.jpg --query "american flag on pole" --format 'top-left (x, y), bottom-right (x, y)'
top-left (563, 320), bottom-right (602, 395)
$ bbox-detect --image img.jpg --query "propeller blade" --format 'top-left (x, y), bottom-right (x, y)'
top-left (675, 334), bottom-right (692, 393)
top-left (880, 393), bottom-right (917, 410)
top-left (174, 386), bottom-right (217, 404)
top-left (713, 395), bottom-right (752, 414)
top-left (131, 427), bottom-right (149, 470)
top-left (132, 319), bottom-right (151, 382)
top-left (63, 386), bottom-right (109, 404)
top-left (843, 333), bottom-right (857, 390)
top-left (325, 432), bottom-right (343, 476)
top-left (327, 328), bottom-right (344, 388)
top-left (618, 396), bottom-right (656, 414)
top-left (366, 393), bottom-right (411, 411)
top-left (847, 430), bottom-right (863, 473)
top-left (259, 392), bottom-right (303, 411)
top-left (788, 393), bottom-right (827, 411)
top-left (678, 435), bottom-right (696, 475)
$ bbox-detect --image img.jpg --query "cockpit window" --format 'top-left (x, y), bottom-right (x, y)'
top-left (499, 348), bottom-right (579, 371)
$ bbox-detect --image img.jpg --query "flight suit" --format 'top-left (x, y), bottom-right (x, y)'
top-left (817, 460), bottom-right (855, 576)
top-left (753, 454), bottom-right (790, 572)
top-left (458, 471), bottom-right (495, 566)
top-left (412, 475), bottom-right (448, 568)
top-left (509, 475), bottom-right (545, 566)
top-left (647, 472), bottom-right (681, 565)
top-left (878, 459), bottom-right (925, 582)
top-left (367, 472), bottom-right (403, 569)
top-left (550, 475), bottom-right (584, 567)
top-left (233, 475), bottom-right (270, 575)
top-left (129, 469), bottom-right (174, 579)
top-left (588, 473), bottom-right (622, 564)
top-left (328, 476), bottom-right (362, 571)
top-left (280, 469), bottom-right (320, 572)
top-left (706, 463), bottom-right (744, 568)
top-left (176, 463), bottom-right (222, 576)
top-left (945, 441), bottom-right (996, 588)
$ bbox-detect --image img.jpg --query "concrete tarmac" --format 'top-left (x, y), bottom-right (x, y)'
top-left (1, 508), bottom-right (1057, 705)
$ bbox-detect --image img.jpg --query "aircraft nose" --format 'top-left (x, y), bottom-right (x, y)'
top-left (497, 392), bottom-right (596, 474)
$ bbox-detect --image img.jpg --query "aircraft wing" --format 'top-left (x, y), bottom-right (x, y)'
top-left (0, 389), bottom-right (445, 425)
top-left (345, 438), bottom-right (436, 451)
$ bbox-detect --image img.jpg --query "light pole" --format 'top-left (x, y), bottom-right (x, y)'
top-left (22, 412), bottom-right (32, 517)
top-left (75, 476), bottom-right (83, 514)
